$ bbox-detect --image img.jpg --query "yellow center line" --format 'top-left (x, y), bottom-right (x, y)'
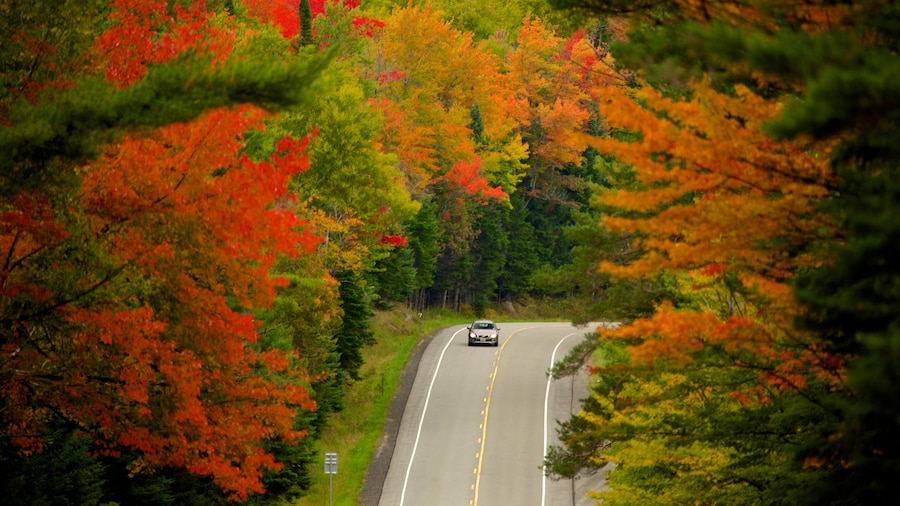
top-left (472, 328), bottom-right (526, 506)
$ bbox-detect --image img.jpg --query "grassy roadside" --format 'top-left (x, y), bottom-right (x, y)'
top-left (291, 308), bottom-right (467, 506)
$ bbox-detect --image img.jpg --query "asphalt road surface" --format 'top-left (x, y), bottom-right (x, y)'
top-left (373, 322), bottom-right (607, 506)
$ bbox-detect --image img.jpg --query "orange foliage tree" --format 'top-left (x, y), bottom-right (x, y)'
top-left (544, 77), bottom-right (847, 503)
top-left (371, 4), bottom-right (508, 202)
top-left (504, 18), bottom-right (624, 204)
top-left (589, 80), bottom-right (840, 369)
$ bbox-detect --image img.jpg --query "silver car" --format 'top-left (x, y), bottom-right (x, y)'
top-left (467, 319), bottom-right (500, 346)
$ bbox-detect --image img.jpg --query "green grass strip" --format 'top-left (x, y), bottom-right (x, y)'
top-left (291, 309), bottom-right (465, 506)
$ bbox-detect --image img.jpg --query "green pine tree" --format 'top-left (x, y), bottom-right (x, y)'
top-left (406, 202), bottom-right (440, 310)
top-left (470, 202), bottom-right (509, 315)
top-left (334, 270), bottom-right (375, 381)
top-left (299, 0), bottom-right (315, 47)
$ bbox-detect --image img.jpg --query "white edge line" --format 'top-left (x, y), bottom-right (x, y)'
top-left (398, 327), bottom-right (466, 506)
top-left (542, 332), bottom-right (577, 506)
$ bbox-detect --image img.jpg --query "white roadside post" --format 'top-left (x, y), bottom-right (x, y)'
top-left (324, 452), bottom-right (338, 506)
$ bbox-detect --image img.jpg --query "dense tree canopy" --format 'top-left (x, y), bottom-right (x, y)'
top-left (1, 0), bottom-right (609, 501)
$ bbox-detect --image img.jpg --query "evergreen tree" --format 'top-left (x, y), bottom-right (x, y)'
top-left (433, 247), bottom-right (473, 312)
top-left (101, 457), bottom-right (221, 506)
top-left (298, 0), bottom-right (315, 47)
top-left (0, 429), bottom-right (106, 506)
top-left (372, 246), bottom-right (417, 308)
top-left (792, 133), bottom-right (900, 505)
top-left (468, 102), bottom-right (487, 146)
top-left (524, 197), bottom-right (575, 268)
top-left (253, 416), bottom-right (317, 504)
top-left (0, 56), bottom-right (329, 197)
top-left (334, 270), bottom-right (375, 381)
top-left (406, 202), bottom-right (440, 310)
top-left (498, 193), bottom-right (539, 298)
top-left (470, 202), bottom-right (509, 315)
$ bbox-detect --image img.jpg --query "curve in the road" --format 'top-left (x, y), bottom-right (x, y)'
top-left (361, 322), bottom-right (606, 506)
top-left (542, 332), bottom-right (579, 506)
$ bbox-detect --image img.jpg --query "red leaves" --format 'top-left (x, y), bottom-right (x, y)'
top-left (352, 16), bottom-right (385, 38)
top-left (272, 131), bottom-right (314, 175)
top-left (95, 0), bottom-right (233, 85)
top-left (378, 234), bottom-right (408, 247)
top-left (377, 70), bottom-right (405, 85)
top-left (0, 191), bottom-right (69, 306)
top-left (0, 191), bottom-right (68, 247)
top-left (243, 0), bottom-right (379, 40)
top-left (0, 0), bottom-right (337, 499)
top-left (441, 158), bottom-right (507, 202)
top-left (560, 29), bottom-right (585, 61)
top-left (0, 107), bottom-right (320, 499)
top-left (701, 262), bottom-right (724, 277)
top-left (76, 111), bottom-right (322, 498)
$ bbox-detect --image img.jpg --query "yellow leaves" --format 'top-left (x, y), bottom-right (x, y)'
top-left (379, 5), bottom-right (455, 85)
top-left (299, 201), bottom-right (368, 272)
top-left (378, 4), bottom-right (499, 112)
top-left (598, 437), bottom-right (748, 506)
top-left (479, 133), bottom-right (529, 189)
top-left (126, 454), bottom-right (154, 477)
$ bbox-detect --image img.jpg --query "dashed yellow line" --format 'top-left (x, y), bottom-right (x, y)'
top-left (471, 330), bottom-right (519, 505)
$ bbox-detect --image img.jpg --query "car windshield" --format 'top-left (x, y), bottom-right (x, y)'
top-left (474, 322), bottom-right (493, 329)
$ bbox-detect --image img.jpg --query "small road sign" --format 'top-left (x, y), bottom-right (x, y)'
top-left (325, 452), bottom-right (338, 506)
top-left (325, 452), bottom-right (338, 475)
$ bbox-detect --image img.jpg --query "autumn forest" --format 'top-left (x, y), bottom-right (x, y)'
top-left (1, 0), bottom-right (898, 504)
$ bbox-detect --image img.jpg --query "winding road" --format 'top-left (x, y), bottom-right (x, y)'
top-left (374, 322), bottom-right (605, 506)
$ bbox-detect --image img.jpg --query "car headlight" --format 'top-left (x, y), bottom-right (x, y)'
top-left (491, 333), bottom-right (497, 339)
top-left (469, 331), bottom-right (476, 338)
